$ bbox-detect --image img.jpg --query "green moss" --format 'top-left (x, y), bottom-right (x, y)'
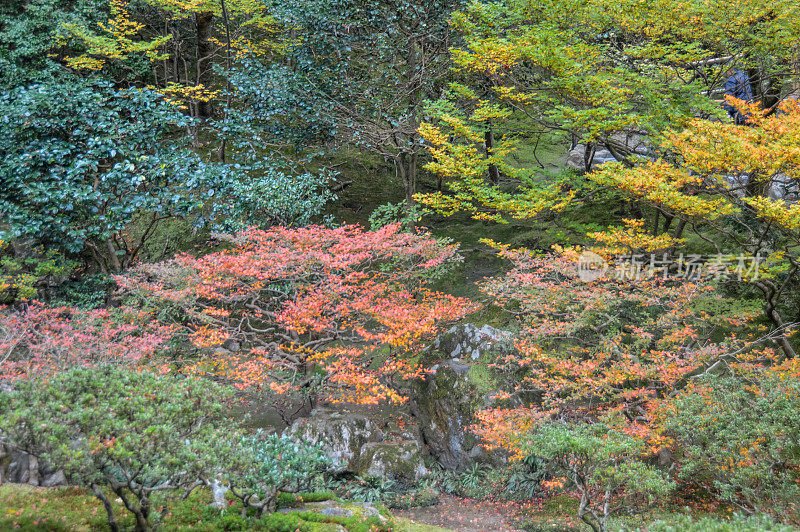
top-left (266, 510), bottom-right (392, 532)
top-left (277, 491), bottom-right (339, 509)
top-left (467, 363), bottom-right (497, 395)
top-left (0, 484), bottom-right (388, 532)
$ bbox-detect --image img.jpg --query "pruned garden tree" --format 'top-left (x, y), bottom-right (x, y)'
top-left (0, 302), bottom-right (173, 381)
top-left (227, 431), bottom-right (330, 516)
top-left (118, 223), bottom-right (478, 414)
top-left (0, 365), bottom-right (240, 532)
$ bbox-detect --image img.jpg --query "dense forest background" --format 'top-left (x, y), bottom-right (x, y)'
top-left (1, 0), bottom-right (800, 531)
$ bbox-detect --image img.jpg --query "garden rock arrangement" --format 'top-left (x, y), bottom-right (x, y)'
top-left (0, 443), bottom-right (65, 487)
top-left (282, 408), bottom-right (428, 483)
top-left (282, 324), bottom-right (516, 475)
top-left (430, 323), bottom-right (514, 362)
top-left (408, 323), bottom-right (515, 471)
top-left (352, 440), bottom-right (429, 483)
top-left (408, 360), bottom-right (486, 471)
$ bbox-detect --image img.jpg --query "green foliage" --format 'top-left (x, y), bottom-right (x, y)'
top-left (527, 422), bottom-right (674, 532)
top-left (661, 374), bottom-right (800, 514)
top-left (228, 431), bottom-right (331, 515)
top-left (260, 510), bottom-right (391, 532)
top-left (369, 202), bottom-right (424, 231)
top-left (385, 487), bottom-right (440, 510)
top-left (338, 476), bottom-right (399, 503)
top-left (640, 513), bottom-right (799, 532)
top-left (0, 365), bottom-right (239, 531)
top-left (0, 0), bottom-right (108, 88)
top-left (49, 273), bottom-right (113, 309)
top-left (0, 80), bottom-right (214, 270)
top-left (207, 162), bottom-right (335, 231)
top-left (231, 0), bottom-right (465, 202)
top-left (429, 463), bottom-right (504, 500)
top-left (0, 243), bottom-right (77, 303)
top-left (0, 79), bottom-right (331, 271)
top-left (503, 456), bottom-right (546, 501)
top-left (0, 483), bottom-right (391, 531)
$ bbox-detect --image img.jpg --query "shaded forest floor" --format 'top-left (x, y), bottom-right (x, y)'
top-left (394, 494), bottom-right (524, 531)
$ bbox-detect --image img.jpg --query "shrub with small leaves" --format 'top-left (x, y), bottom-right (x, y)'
top-left (0, 365), bottom-right (240, 532)
top-left (228, 432), bottom-right (331, 516)
top-left (659, 372), bottom-right (800, 516)
top-left (642, 513), bottom-right (798, 532)
top-left (527, 422), bottom-right (674, 532)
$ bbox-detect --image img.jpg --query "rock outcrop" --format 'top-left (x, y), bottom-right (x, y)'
top-left (408, 361), bottom-right (486, 471)
top-left (0, 443), bottom-right (65, 487)
top-left (352, 440), bottom-right (429, 483)
top-left (282, 324), bottom-right (518, 475)
top-left (282, 408), bottom-right (428, 484)
top-left (408, 324), bottom-right (516, 471)
top-left (431, 323), bottom-right (514, 362)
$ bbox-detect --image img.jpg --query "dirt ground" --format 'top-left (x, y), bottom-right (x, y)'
top-left (393, 494), bottom-right (525, 532)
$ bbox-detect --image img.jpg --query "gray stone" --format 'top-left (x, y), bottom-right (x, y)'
top-left (351, 502), bottom-right (382, 518)
top-left (321, 507), bottom-right (354, 518)
top-left (408, 360), bottom-right (484, 471)
top-left (353, 440), bottom-right (429, 483)
top-left (432, 323), bottom-right (514, 363)
top-left (409, 324), bottom-right (517, 470)
top-left (301, 501), bottom-right (385, 524)
top-left (566, 144), bottom-right (619, 172)
top-left (282, 408), bottom-right (382, 473)
top-left (41, 470), bottom-right (66, 488)
top-left (222, 339), bottom-right (241, 352)
top-left (0, 443), bottom-right (65, 487)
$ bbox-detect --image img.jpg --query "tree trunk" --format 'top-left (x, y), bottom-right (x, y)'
top-left (584, 142), bottom-right (596, 174)
top-left (399, 152), bottom-right (417, 206)
top-left (485, 127), bottom-right (501, 185)
top-left (195, 11), bottom-right (214, 118)
top-left (113, 487), bottom-right (150, 532)
top-left (92, 484), bottom-right (120, 532)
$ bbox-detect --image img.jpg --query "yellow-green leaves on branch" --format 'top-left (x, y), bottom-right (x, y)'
top-left (59, 0), bottom-right (169, 71)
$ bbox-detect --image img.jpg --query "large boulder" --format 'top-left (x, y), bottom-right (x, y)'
top-left (352, 440), bottom-right (429, 484)
top-left (0, 443), bottom-right (65, 487)
top-left (431, 323), bottom-right (514, 362)
top-left (408, 361), bottom-right (491, 471)
top-left (282, 408), bottom-right (429, 483)
top-left (409, 324), bottom-right (517, 471)
top-left (282, 408), bottom-right (381, 473)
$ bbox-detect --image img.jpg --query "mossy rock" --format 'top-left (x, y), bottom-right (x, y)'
top-left (282, 408), bottom-right (383, 473)
top-left (351, 440), bottom-right (429, 484)
top-left (407, 361), bottom-right (490, 471)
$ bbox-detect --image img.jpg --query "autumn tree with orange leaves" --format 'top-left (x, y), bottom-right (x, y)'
top-left (119, 223), bottom-right (477, 414)
top-left (474, 239), bottom-right (775, 449)
top-left (471, 241), bottom-right (796, 530)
